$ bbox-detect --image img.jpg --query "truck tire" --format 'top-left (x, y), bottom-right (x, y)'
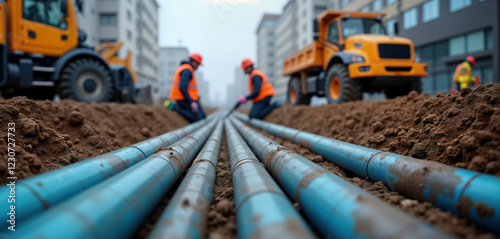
top-left (57, 58), bottom-right (113, 103)
top-left (325, 64), bottom-right (362, 104)
top-left (385, 79), bottom-right (422, 99)
top-left (287, 77), bottom-right (311, 105)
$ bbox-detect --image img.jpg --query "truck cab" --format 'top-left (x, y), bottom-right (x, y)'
top-left (284, 11), bottom-right (428, 105)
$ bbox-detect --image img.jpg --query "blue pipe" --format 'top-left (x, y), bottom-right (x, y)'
top-left (0, 114), bottom-right (216, 228)
top-left (234, 112), bottom-right (500, 235)
top-left (148, 121), bottom-right (223, 239)
top-left (6, 118), bottom-right (219, 239)
top-left (229, 116), bottom-right (455, 239)
top-left (224, 119), bottom-right (315, 239)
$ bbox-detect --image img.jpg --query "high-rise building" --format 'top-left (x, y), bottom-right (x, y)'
top-left (274, 1), bottom-right (299, 103)
top-left (329, 0), bottom-right (499, 94)
top-left (77, 0), bottom-right (160, 96)
top-left (255, 14), bottom-right (280, 87)
top-left (159, 47), bottom-right (189, 99)
top-left (261, 0), bottom-right (328, 103)
top-left (297, 0), bottom-right (328, 49)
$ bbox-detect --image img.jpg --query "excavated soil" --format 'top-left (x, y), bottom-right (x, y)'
top-left (265, 83), bottom-right (500, 176)
top-left (0, 97), bottom-right (188, 184)
top-left (256, 129), bottom-right (498, 239)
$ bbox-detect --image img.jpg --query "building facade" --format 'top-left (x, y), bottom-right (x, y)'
top-left (274, 1), bottom-right (299, 103)
top-left (255, 14), bottom-right (280, 86)
top-left (231, 66), bottom-right (251, 109)
top-left (77, 0), bottom-right (160, 96)
top-left (329, 0), bottom-right (498, 94)
top-left (257, 0), bottom-right (330, 103)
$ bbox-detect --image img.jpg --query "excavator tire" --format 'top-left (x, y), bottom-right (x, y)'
top-left (57, 58), bottom-right (113, 103)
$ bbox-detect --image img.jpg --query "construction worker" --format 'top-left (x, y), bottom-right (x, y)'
top-left (166, 53), bottom-right (206, 123)
top-left (237, 58), bottom-right (280, 119)
top-left (453, 56), bottom-right (477, 91)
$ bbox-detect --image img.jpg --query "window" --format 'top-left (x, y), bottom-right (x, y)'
top-left (466, 30), bottom-right (485, 53)
top-left (303, 9), bottom-right (307, 17)
top-left (330, 2), bottom-right (337, 10)
top-left (386, 0), bottom-right (396, 5)
top-left (403, 7), bottom-right (417, 30)
top-left (100, 13), bottom-right (117, 26)
top-left (328, 21), bottom-right (339, 42)
top-left (449, 35), bottom-right (465, 56)
top-left (127, 30), bottom-right (132, 41)
top-left (385, 18), bottom-right (397, 37)
top-left (303, 38), bottom-right (307, 48)
top-left (422, 75), bottom-right (434, 93)
top-left (23, 0), bottom-right (67, 29)
top-left (372, 0), bottom-right (383, 12)
top-left (486, 28), bottom-right (493, 49)
top-left (303, 23), bottom-right (307, 32)
top-left (314, 6), bottom-right (327, 16)
top-left (342, 18), bottom-right (386, 38)
top-left (340, 0), bottom-right (346, 9)
top-left (361, 5), bottom-right (370, 12)
top-left (435, 72), bottom-right (450, 91)
top-left (127, 10), bottom-right (132, 21)
top-left (450, 0), bottom-right (471, 12)
top-left (23, 0), bottom-right (46, 24)
top-left (423, 0), bottom-right (439, 23)
top-left (434, 41), bottom-right (448, 67)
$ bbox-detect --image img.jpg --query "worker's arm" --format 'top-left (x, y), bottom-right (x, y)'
top-left (179, 69), bottom-right (194, 103)
top-left (246, 75), bottom-right (262, 100)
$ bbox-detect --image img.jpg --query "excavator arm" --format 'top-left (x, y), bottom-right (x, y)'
top-left (95, 41), bottom-right (138, 85)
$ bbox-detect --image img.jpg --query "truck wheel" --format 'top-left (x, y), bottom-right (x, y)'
top-left (287, 77), bottom-right (311, 105)
top-left (325, 64), bottom-right (362, 104)
top-left (385, 79), bottom-right (422, 99)
top-left (57, 58), bottom-right (113, 103)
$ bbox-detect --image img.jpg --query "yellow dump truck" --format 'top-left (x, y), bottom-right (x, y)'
top-left (0, 0), bottom-right (137, 102)
top-left (284, 11), bottom-right (428, 105)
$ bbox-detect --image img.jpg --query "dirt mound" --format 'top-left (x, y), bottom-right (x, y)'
top-left (0, 97), bottom-right (188, 184)
top-left (264, 83), bottom-right (500, 176)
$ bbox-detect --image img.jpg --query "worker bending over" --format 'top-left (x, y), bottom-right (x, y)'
top-left (453, 56), bottom-right (477, 91)
top-left (237, 59), bottom-right (280, 119)
top-left (167, 53), bottom-right (206, 123)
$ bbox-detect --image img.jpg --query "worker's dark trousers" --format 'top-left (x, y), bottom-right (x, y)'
top-left (249, 96), bottom-right (277, 120)
top-left (176, 100), bottom-right (206, 123)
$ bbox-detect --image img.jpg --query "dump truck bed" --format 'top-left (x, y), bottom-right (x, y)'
top-left (283, 41), bottom-right (324, 76)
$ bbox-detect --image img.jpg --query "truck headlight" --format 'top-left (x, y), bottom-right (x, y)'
top-left (351, 55), bottom-right (365, 63)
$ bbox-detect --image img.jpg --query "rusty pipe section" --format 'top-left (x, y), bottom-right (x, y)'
top-left (148, 121), bottom-right (223, 239)
top-left (7, 118), bottom-right (219, 239)
top-left (234, 112), bottom-right (500, 235)
top-left (224, 119), bottom-right (315, 239)
top-left (0, 113), bottom-right (217, 229)
top-left (229, 116), bottom-right (455, 239)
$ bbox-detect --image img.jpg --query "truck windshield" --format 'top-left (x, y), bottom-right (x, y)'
top-left (341, 18), bottom-right (387, 38)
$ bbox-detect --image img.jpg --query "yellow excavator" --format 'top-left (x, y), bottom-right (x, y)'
top-left (0, 0), bottom-right (137, 103)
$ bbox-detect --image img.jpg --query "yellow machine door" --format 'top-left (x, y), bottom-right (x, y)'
top-left (15, 0), bottom-right (77, 56)
top-left (323, 19), bottom-right (342, 68)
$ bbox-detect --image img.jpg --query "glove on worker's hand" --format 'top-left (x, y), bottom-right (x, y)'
top-left (191, 102), bottom-right (199, 113)
top-left (238, 96), bottom-right (247, 104)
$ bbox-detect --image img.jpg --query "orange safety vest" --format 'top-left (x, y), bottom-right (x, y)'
top-left (248, 69), bottom-right (275, 103)
top-left (453, 61), bottom-right (475, 90)
top-left (169, 64), bottom-right (199, 101)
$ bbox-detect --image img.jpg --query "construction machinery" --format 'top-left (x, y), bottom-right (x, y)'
top-left (284, 11), bottom-right (428, 105)
top-left (0, 0), bottom-right (137, 103)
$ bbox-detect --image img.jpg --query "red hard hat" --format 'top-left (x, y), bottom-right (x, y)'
top-left (240, 58), bottom-right (254, 70)
top-left (190, 53), bottom-right (203, 66)
top-left (466, 56), bottom-right (476, 66)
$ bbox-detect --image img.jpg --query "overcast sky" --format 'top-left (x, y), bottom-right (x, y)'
top-left (159, 0), bottom-right (286, 103)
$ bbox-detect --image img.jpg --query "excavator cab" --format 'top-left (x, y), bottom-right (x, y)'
top-left (0, 0), bottom-right (137, 103)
